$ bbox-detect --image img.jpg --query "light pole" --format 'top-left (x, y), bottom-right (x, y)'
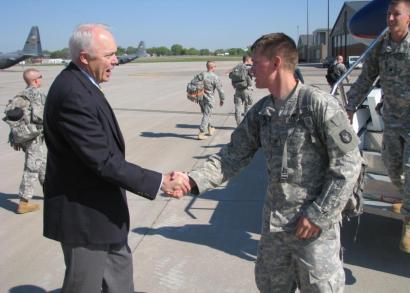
top-left (327, 0), bottom-right (331, 57)
top-left (306, 0), bottom-right (309, 63)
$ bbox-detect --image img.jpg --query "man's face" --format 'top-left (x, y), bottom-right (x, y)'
top-left (337, 56), bottom-right (343, 63)
top-left (387, 2), bottom-right (410, 38)
top-left (208, 63), bottom-right (216, 72)
top-left (84, 28), bottom-right (118, 83)
top-left (251, 48), bottom-right (276, 89)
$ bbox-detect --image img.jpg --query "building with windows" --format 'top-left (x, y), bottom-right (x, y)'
top-left (330, 1), bottom-right (370, 61)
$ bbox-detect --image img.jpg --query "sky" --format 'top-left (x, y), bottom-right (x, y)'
top-left (0, 0), bottom-right (356, 53)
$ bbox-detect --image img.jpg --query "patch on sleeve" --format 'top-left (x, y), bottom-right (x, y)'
top-left (339, 130), bottom-right (352, 144)
top-left (326, 112), bottom-right (358, 154)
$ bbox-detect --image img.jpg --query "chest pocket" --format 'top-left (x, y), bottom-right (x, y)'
top-left (379, 52), bottom-right (409, 80)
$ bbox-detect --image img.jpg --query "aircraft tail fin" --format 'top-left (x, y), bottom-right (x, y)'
top-left (136, 41), bottom-right (147, 57)
top-left (22, 26), bottom-right (42, 56)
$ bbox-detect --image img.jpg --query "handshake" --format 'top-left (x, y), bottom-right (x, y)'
top-left (160, 171), bottom-right (194, 198)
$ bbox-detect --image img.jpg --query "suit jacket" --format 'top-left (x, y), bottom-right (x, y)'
top-left (43, 62), bottom-right (162, 245)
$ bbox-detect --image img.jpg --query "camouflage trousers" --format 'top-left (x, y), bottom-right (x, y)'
top-left (19, 138), bottom-right (47, 200)
top-left (198, 99), bottom-right (214, 133)
top-left (234, 89), bottom-right (252, 126)
top-left (381, 126), bottom-right (410, 215)
top-left (255, 223), bottom-right (344, 293)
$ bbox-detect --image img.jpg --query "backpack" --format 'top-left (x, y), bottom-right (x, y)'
top-left (186, 72), bottom-right (205, 103)
top-left (325, 63), bottom-right (339, 85)
top-left (229, 64), bottom-right (248, 90)
top-left (284, 87), bottom-right (365, 218)
top-left (3, 93), bottom-right (41, 147)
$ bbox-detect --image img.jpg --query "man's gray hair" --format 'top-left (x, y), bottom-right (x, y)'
top-left (69, 23), bottom-right (109, 61)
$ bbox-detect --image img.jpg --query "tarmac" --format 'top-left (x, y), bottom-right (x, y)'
top-left (0, 62), bottom-right (409, 292)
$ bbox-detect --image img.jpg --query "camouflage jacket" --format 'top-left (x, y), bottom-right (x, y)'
top-left (234, 64), bottom-right (254, 96)
top-left (202, 71), bottom-right (225, 104)
top-left (189, 83), bottom-right (361, 232)
top-left (23, 86), bottom-right (46, 125)
top-left (346, 32), bottom-right (410, 127)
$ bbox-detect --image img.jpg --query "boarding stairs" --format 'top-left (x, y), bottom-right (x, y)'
top-left (331, 28), bottom-right (404, 220)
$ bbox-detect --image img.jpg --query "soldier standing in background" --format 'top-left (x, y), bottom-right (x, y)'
top-left (197, 61), bottom-right (225, 140)
top-left (346, 0), bottom-right (410, 253)
top-left (185, 33), bottom-right (361, 292)
top-left (326, 55), bottom-right (349, 91)
top-left (229, 54), bottom-right (253, 125)
top-left (13, 68), bottom-right (46, 214)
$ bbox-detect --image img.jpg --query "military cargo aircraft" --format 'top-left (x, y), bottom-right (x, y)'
top-left (0, 26), bottom-right (42, 69)
top-left (116, 41), bottom-right (147, 65)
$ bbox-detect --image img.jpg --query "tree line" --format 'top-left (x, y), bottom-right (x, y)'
top-left (43, 44), bottom-right (249, 59)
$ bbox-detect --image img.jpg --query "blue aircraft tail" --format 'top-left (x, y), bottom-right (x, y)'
top-left (22, 26), bottom-right (42, 56)
top-left (349, 0), bottom-right (390, 39)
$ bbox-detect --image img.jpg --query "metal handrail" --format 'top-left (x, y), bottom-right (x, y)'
top-left (330, 27), bottom-right (389, 103)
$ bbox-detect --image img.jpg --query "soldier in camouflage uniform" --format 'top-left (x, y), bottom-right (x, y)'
top-left (16, 68), bottom-right (47, 214)
top-left (327, 55), bottom-right (349, 93)
top-left (198, 61), bottom-right (225, 140)
top-left (187, 33), bottom-right (361, 292)
top-left (346, 0), bottom-right (410, 253)
top-left (232, 55), bottom-right (254, 125)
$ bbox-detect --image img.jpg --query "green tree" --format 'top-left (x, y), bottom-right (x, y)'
top-left (214, 49), bottom-right (225, 56)
top-left (171, 44), bottom-right (184, 55)
top-left (126, 46), bottom-right (137, 54)
top-left (186, 47), bottom-right (199, 55)
top-left (199, 49), bottom-right (210, 56)
top-left (116, 46), bottom-right (126, 55)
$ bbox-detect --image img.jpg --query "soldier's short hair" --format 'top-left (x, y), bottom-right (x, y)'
top-left (390, 0), bottom-right (410, 7)
top-left (206, 60), bottom-right (216, 69)
top-left (250, 33), bottom-right (298, 71)
top-left (243, 54), bottom-right (252, 63)
top-left (69, 23), bottom-right (110, 61)
top-left (23, 68), bottom-right (41, 85)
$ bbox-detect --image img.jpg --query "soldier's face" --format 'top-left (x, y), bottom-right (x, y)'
top-left (387, 2), bottom-right (410, 38)
top-left (82, 28), bottom-right (118, 83)
top-left (251, 48), bottom-right (276, 89)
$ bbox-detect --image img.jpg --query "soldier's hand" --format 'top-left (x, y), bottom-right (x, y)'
top-left (295, 216), bottom-right (321, 239)
top-left (346, 111), bottom-right (354, 124)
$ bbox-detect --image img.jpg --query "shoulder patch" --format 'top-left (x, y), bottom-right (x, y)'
top-left (339, 129), bottom-right (352, 144)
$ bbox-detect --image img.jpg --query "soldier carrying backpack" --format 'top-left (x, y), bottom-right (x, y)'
top-left (3, 68), bottom-right (47, 214)
top-left (229, 54), bottom-right (253, 125)
top-left (325, 55), bottom-right (349, 91)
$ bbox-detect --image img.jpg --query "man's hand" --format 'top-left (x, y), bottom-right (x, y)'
top-left (346, 110), bottom-right (354, 124)
top-left (161, 172), bottom-right (191, 199)
top-left (220, 101), bottom-right (224, 107)
top-left (295, 216), bottom-right (321, 239)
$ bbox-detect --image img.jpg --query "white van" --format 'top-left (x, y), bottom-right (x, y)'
top-left (348, 56), bottom-right (363, 69)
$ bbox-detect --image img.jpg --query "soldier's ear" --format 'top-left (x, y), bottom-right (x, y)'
top-left (272, 56), bottom-right (282, 69)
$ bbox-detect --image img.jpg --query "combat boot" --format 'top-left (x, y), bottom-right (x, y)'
top-left (392, 202), bottom-right (403, 214)
top-left (197, 132), bottom-right (207, 140)
top-left (208, 126), bottom-right (215, 136)
top-left (17, 199), bottom-right (39, 214)
top-left (400, 217), bottom-right (410, 253)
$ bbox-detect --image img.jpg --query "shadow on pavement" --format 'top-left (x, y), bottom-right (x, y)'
top-left (0, 192), bottom-right (42, 213)
top-left (139, 131), bottom-right (197, 140)
top-left (133, 151), bottom-right (267, 262)
top-left (341, 214), bottom-right (410, 278)
top-left (9, 285), bottom-right (60, 293)
top-left (175, 124), bottom-right (236, 131)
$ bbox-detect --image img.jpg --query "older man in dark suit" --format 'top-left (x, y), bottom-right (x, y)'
top-left (43, 24), bottom-right (189, 293)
